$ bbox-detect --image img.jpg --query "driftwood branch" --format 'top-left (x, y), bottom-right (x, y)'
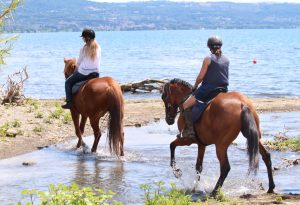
top-left (120, 79), bottom-right (168, 93)
top-left (1, 67), bottom-right (28, 104)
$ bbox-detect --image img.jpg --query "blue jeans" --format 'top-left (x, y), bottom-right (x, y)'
top-left (65, 71), bottom-right (99, 103)
top-left (193, 83), bottom-right (227, 102)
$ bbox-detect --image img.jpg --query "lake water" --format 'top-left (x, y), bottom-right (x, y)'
top-left (0, 112), bottom-right (299, 204)
top-left (0, 29), bottom-right (300, 99)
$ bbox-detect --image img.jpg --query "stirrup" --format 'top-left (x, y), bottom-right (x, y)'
top-left (182, 128), bottom-right (196, 139)
top-left (62, 102), bottom-right (72, 109)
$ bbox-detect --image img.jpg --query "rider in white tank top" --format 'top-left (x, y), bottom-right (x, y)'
top-left (77, 47), bottom-right (101, 76)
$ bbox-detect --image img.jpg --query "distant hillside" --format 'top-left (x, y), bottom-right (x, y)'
top-left (4, 0), bottom-right (300, 32)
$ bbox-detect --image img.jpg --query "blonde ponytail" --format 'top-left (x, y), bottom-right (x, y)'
top-left (83, 39), bottom-right (99, 60)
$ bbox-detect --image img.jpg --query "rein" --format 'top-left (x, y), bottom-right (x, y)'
top-left (178, 93), bottom-right (192, 110)
top-left (163, 82), bottom-right (193, 114)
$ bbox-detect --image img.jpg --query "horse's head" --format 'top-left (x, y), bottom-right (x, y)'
top-left (63, 58), bottom-right (77, 79)
top-left (161, 79), bottom-right (193, 125)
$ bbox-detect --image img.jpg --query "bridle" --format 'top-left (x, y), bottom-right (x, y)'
top-left (162, 83), bottom-right (192, 114)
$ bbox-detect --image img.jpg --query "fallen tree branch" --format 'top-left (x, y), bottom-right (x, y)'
top-left (120, 78), bottom-right (168, 93)
top-left (1, 67), bottom-right (28, 104)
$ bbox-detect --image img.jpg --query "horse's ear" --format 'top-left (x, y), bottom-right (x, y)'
top-left (64, 58), bottom-right (68, 63)
top-left (72, 64), bottom-right (76, 69)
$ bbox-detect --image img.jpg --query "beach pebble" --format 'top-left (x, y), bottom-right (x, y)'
top-left (134, 123), bottom-right (141, 127)
top-left (22, 161), bottom-right (36, 166)
top-left (37, 146), bottom-right (48, 150)
top-left (6, 129), bottom-right (18, 138)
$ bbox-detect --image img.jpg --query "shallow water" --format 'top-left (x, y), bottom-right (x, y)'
top-left (0, 112), bottom-right (299, 204)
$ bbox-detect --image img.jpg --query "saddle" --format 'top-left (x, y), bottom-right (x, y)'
top-left (72, 80), bottom-right (88, 94)
top-left (192, 87), bottom-right (227, 123)
top-left (71, 73), bottom-right (99, 94)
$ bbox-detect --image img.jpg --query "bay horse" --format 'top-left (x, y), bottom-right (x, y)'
top-left (161, 78), bottom-right (275, 196)
top-left (63, 58), bottom-right (124, 156)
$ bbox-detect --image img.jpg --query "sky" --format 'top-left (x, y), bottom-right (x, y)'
top-left (90, 0), bottom-right (300, 3)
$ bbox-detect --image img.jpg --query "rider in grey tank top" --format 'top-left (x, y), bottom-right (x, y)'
top-left (203, 54), bottom-right (229, 87)
top-left (181, 36), bottom-right (229, 140)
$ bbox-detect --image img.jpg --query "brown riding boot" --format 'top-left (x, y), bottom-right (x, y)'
top-left (182, 108), bottom-right (196, 139)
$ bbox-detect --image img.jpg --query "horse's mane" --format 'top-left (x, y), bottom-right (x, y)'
top-left (169, 78), bottom-right (193, 89)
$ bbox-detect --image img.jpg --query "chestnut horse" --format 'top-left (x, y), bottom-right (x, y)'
top-left (161, 78), bottom-right (275, 196)
top-left (63, 58), bottom-right (124, 156)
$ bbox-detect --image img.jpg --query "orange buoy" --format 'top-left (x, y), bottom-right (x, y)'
top-left (252, 58), bottom-right (257, 64)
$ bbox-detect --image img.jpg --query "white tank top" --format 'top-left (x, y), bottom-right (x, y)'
top-left (77, 46), bottom-right (101, 75)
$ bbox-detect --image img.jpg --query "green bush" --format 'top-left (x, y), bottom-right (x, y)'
top-left (25, 98), bottom-right (39, 110)
top-left (0, 123), bottom-right (10, 137)
top-left (211, 188), bottom-right (228, 203)
top-left (0, 120), bottom-right (21, 137)
top-left (12, 119), bottom-right (21, 127)
top-left (50, 107), bottom-right (64, 119)
top-left (62, 112), bottom-right (72, 124)
top-left (140, 181), bottom-right (194, 205)
top-left (265, 137), bottom-right (300, 151)
top-left (19, 183), bottom-right (123, 205)
top-left (35, 112), bottom-right (43, 119)
top-left (33, 126), bottom-right (42, 133)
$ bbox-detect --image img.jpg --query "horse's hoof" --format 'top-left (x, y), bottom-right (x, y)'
top-left (196, 171), bottom-right (201, 181)
top-left (173, 168), bottom-right (182, 178)
top-left (209, 191), bottom-right (217, 198)
top-left (76, 141), bottom-right (83, 148)
top-left (267, 189), bottom-right (274, 194)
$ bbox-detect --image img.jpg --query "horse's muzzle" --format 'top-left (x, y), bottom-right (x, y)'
top-left (166, 116), bottom-right (175, 125)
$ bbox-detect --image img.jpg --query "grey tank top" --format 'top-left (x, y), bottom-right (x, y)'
top-left (202, 54), bottom-right (229, 86)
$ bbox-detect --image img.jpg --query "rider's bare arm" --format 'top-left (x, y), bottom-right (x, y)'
top-left (193, 57), bottom-right (211, 89)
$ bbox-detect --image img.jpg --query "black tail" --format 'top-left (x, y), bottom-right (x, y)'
top-left (107, 84), bottom-right (124, 156)
top-left (241, 105), bottom-right (259, 173)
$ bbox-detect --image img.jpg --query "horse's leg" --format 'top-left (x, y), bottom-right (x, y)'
top-left (90, 116), bottom-right (101, 153)
top-left (170, 138), bottom-right (195, 177)
top-left (259, 141), bottom-right (275, 193)
top-left (196, 145), bottom-right (206, 181)
top-left (71, 110), bottom-right (82, 148)
top-left (79, 116), bottom-right (87, 135)
top-left (211, 145), bottom-right (231, 196)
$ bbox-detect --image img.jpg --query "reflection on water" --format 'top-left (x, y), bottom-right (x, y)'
top-left (0, 112), bottom-right (299, 204)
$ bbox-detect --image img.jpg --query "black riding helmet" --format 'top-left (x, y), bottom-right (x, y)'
top-left (80, 28), bottom-right (95, 40)
top-left (207, 36), bottom-right (222, 49)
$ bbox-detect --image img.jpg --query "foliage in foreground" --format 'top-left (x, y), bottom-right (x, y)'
top-left (19, 183), bottom-right (122, 205)
top-left (140, 181), bottom-right (193, 205)
top-left (140, 181), bottom-right (230, 205)
top-left (0, 0), bottom-right (22, 64)
top-left (265, 134), bottom-right (300, 151)
top-left (20, 182), bottom-right (233, 205)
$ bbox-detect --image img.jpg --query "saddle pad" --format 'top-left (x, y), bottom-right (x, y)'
top-left (72, 80), bottom-right (88, 94)
top-left (192, 100), bottom-right (209, 123)
top-left (191, 88), bottom-right (227, 122)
